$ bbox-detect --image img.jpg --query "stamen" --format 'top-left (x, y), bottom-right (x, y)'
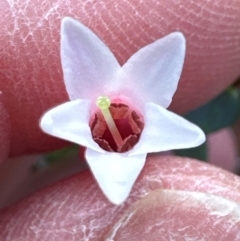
top-left (96, 96), bottom-right (124, 149)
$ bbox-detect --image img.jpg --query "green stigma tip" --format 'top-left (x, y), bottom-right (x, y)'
top-left (96, 96), bottom-right (111, 110)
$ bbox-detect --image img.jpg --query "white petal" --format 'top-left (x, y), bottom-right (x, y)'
top-left (122, 32), bottom-right (186, 108)
top-left (61, 17), bottom-right (122, 101)
top-left (40, 99), bottom-right (104, 153)
top-left (86, 148), bottom-right (147, 205)
top-left (129, 102), bottom-right (206, 155)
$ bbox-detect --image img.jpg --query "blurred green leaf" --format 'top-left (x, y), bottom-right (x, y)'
top-left (31, 145), bottom-right (79, 172)
top-left (43, 145), bottom-right (79, 164)
top-left (175, 87), bottom-right (240, 161)
top-left (185, 88), bottom-right (240, 134)
top-left (174, 142), bottom-right (207, 161)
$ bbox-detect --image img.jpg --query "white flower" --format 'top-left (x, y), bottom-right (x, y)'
top-left (40, 17), bottom-right (205, 205)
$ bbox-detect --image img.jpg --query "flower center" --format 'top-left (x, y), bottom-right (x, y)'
top-left (90, 96), bottom-right (144, 153)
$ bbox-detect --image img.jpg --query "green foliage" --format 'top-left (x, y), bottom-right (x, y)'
top-left (174, 87), bottom-right (240, 161)
top-left (31, 145), bottom-right (79, 172)
top-left (185, 88), bottom-right (240, 134)
top-left (174, 142), bottom-right (207, 161)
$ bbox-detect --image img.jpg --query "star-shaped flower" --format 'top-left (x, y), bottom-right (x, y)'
top-left (40, 17), bottom-right (205, 205)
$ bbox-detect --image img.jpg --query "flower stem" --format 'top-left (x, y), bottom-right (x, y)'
top-left (96, 96), bottom-right (123, 149)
